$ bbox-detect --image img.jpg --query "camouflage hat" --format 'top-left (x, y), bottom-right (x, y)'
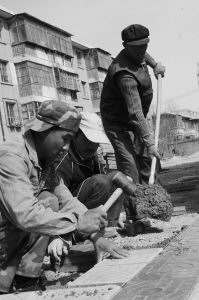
top-left (24, 100), bottom-right (81, 133)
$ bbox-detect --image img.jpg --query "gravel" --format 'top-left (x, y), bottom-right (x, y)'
top-left (112, 214), bottom-right (198, 250)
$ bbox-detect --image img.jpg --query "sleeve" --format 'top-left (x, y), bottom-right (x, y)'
top-left (0, 152), bottom-right (86, 236)
top-left (116, 71), bottom-right (154, 147)
top-left (93, 153), bottom-right (100, 174)
top-left (54, 178), bottom-right (88, 216)
top-left (145, 52), bottom-right (157, 69)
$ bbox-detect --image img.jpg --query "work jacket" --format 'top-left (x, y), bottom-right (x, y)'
top-left (0, 131), bottom-right (87, 269)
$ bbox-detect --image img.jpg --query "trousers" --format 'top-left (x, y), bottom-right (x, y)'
top-left (72, 171), bottom-right (124, 227)
top-left (105, 129), bottom-right (161, 220)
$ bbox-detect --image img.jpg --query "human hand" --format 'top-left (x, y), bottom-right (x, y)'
top-left (91, 234), bottom-right (130, 262)
top-left (117, 212), bottom-right (127, 229)
top-left (147, 145), bottom-right (160, 159)
top-left (153, 62), bottom-right (165, 79)
top-left (77, 206), bottom-right (107, 236)
top-left (48, 237), bottom-right (71, 263)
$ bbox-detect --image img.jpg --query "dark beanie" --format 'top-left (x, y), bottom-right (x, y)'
top-left (121, 24), bottom-right (149, 43)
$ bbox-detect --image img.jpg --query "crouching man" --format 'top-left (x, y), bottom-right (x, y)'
top-left (56, 111), bottom-right (124, 228)
top-left (0, 100), bottom-right (128, 294)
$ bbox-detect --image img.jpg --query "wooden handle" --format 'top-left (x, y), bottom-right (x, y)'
top-left (103, 187), bottom-right (123, 212)
top-left (149, 74), bottom-right (162, 185)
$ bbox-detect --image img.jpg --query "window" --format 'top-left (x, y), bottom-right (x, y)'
top-left (0, 61), bottom-right (9, 82)
top-left (54, 67), bottom-right (80, 91)
top-left (89, 82), bottom-right (103, 101)
top-left (85, 49), bottom-right (112, 70)
top-left (4, 100), bottom-right (22, 127)
top-left (21, 101), bottom-right (41, 121)
top-left (76, 50), bottom-right (83, 68)
top-left (16, 62), bottom-right (55, 87)
top-left (10, 23), bottom-right (26, 44)
top-left (70, 90), bottom-right (77, 101)
top-left (0, 20), bottom-right (4, 41)
top-left (81, 81), bottom-right (87, 98)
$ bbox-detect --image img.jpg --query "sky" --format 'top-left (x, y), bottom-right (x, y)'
top-left (1, 0), bottom-right (199, 111)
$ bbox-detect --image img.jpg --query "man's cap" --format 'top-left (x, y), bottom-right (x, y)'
top-left (80, 111), bottom-right (110, 144)
top-left (24, 100), bottom-right (81, 133)
top-left (121, 24), bottom-right (150, 45)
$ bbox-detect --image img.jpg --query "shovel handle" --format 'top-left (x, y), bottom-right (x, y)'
top-left (149, 74), bottom-right (162, 185)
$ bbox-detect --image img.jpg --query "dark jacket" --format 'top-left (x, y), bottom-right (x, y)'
top-left (56, 142), bottom-right (100, 194)
top-left (100, 49), bottom-right (153, 131)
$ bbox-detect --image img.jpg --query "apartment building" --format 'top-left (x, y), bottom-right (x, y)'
top-left (72, 39), bottom-right (93, 112)
top-left (0, 7), bottom-right (113, 141)
top-left (85, 47), bottom-right (112, 113)
top-left (8, 13), bottom-right (83, 123)
top-left (0, 7), bottom-right (22, 142)
top-left (72, 40), bottom-right (112, 113)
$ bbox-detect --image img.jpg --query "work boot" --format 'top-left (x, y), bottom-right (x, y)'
top-left (12, 275), bottom-right (44, 292)
top-left (125, 218), bottom-right (151, 237)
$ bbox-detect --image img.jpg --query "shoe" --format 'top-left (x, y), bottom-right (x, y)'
top-left (13, 275), bottom-right (44, 292)
top-left (125, 219), bottom-right (151, 237)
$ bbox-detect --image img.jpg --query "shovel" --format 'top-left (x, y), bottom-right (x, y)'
top-left (149, 74), bottom-right (162, 185)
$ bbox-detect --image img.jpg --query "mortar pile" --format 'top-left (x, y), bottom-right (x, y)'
top-left (135, 184), bottom-right (173, 221)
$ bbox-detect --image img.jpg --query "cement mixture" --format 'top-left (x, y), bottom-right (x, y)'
top-left (135, 184), bottom-right (173, 221)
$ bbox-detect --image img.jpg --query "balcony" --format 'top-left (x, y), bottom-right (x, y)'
top-left (85, 49), bottom-right (112, 71)
top-left (54, 67), bottom-right (80, 91)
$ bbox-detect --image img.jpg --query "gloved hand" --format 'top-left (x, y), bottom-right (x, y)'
top-left (153, 62), bottom-right (165, 79)
top-left (90, 233), bottom-right (129, 262)
top-left (147, 145), bottom-right (160, 159)
top-left (48, 237), bottom-right (72, 263)
top-left (77, 206), bottom-right (108, 236)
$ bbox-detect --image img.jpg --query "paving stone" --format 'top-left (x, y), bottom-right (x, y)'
top-left (112, 217), bottom-right (199, 300)
top-left (69, 248), bottom-right (162, 287)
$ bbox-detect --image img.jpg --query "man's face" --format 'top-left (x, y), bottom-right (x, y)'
top-left (125, 43), bottom-right (148, 65)
top-left (40, 127), bottom-right (73, 161)
top-left (73, 130), bottom-right (99, 159)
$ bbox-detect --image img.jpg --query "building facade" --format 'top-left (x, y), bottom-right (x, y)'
top-left (0, 8), bottom-right (112, 141)
top-left (0, 7), bottom-right (22, 142)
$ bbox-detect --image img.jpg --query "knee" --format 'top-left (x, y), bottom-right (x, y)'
top-left (38, 191), bottom-right (59, 212)
top-left (91, 174), bottom-right (113, 195)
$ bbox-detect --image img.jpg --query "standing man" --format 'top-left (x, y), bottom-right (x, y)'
top-left (0, 100), bottom-right (128, 294)
top-left (100, 24), bottom-right (164, 222)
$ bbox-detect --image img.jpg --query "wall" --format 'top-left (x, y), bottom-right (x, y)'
top-left (0, 18), bottom-right (22, 141)
top-left (160, 137), bottom-right (199, 159)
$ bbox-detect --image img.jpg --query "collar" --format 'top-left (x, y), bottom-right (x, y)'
top-left (23, 130), bottom-right (42, 170)
top-left (69, 141), bottom-right (84, 163)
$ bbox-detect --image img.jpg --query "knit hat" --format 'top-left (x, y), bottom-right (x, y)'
top-left (24, 100), bottom-right (81, 133)
top-left (80, 111), bottom-right (110, 144)
top-left (121, 24), bottom-right (150, 45)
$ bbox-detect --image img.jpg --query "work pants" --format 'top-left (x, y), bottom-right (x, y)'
top-left (72, 171), bottom-right (124, 227)
top-left (0, 191), bottom-right (59, 293)
top-left (105, 129), bottom-right (161, 220)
